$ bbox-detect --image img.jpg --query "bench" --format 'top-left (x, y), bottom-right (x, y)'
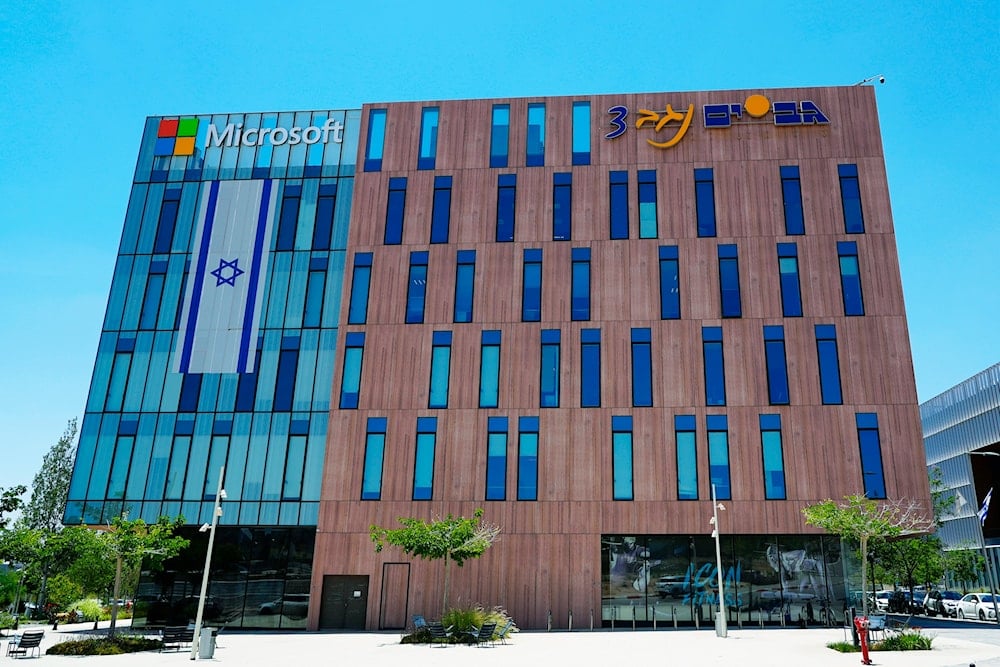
top-left (160, 625), bottom-right (195, 651)
top-left (7, 630), bottom-right (44, 659)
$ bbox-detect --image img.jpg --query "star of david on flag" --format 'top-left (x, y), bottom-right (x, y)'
top-left (979, 487), bottom-right (993, 526)
top-left (210, 258), bottom-right (244, 286)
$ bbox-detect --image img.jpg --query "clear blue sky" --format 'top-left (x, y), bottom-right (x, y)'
top-left (1, 1), bottom-right (997, 491)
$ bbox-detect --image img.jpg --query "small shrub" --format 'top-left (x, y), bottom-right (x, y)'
top-left (0, 611), bottom-right (16, 630)
top-left (401, 605), bottom-right (517, 644)
top-left (827, 641), bottom-right (859, 653)
top-left (874, 629), bottom-right (933, 651)
top-left (46, 635), bottom-right (162, 656)
top-left (72, 598), bottom-right (104, 621)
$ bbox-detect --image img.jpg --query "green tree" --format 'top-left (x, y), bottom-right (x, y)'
top-left (802, 495), bottom-right (933, 615)
top-left (873, 534), bottom-right (944, 594)
top-left (944, 547), bottom-right (985, 593)
top-left (22, 419), bottom-right (77, 532)
top-left (370, 509), bottom-right (500, 614)
top-left (0, 485), bottom-right (27, 530)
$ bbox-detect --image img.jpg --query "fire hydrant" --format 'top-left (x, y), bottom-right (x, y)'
top-left (853, 615), bottom-right (872, 665)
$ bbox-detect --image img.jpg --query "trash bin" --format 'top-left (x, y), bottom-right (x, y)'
top-left (714, 611), bottom-right (727, 638)
top-left (199, 627), bottom-right (217, 659)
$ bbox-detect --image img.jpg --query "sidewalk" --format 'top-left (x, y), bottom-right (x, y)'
top-left (6, 621), bottom-right (999, 666)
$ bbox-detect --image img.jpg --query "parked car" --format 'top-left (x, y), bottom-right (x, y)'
top-left (923, 590), bottom-right (961, 617)
top-left (258, 593), bottom-right (309, 619)
top-left (655, 575), bottom-right (690, 599)
top-left (872, 591), bottom-right (892, 612)
top-left (887, 590), bottom-right (919, 614)
top-left (956, 593), bottom-right (999, 621)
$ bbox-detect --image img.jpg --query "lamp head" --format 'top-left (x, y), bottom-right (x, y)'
top-left (219, 489), bottom-right (228, 500)
top-left (717, 503), bottom-right (726, 511)
top-left (709, 516), bottom-right (717, 525)
top-left (199, 523), bottom-right (211, 533)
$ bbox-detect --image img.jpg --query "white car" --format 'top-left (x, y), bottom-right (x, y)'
top-left (956, 593), bottom-right (999, 621)
top-left (873, 591), bottom-right (892, 612)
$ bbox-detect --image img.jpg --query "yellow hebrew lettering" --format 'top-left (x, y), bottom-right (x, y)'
top-left (645, 104), bottom-right (694, 149)
top-left (636, 109), bottom-right (661, 129)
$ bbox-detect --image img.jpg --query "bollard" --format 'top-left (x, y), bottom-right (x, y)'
top-left (610, 604), bottom-right (615, 631)
top-left (590, 608), bottom-right (594, 631)
top-left (694, 605), bottom-right (700, 630)
top-left (672, 606), bottom-right (678, 629)
top-left (568, 609), bottom-right (573, 631)
top-left (652, 601), bottom-right (657, 630)
top-left (632, 604), bottom-right (636, 630)
top-left (547, 609), bottom-right (552, 632)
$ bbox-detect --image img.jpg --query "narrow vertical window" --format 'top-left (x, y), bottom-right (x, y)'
top-left (384, 177), bottom-right (407, 245)
top-left (283, 434), bottom-right (305, 500)
top-left (312, 183), bottom-right (337, 250)
top-left (675, 415), bottom-right (698, 500)
top-left (428, 331), bottom-right (452, 409)
top-left (430, 175), bottom-right (452, 244)
top-left (856, 413), bottom-right (886, 499)
top-left (838, 164), bottom-right (865, 233)
top-left (177, 372), bottom-right (200, 413)
top-left (777, 243), bottom-right (802, 317)
top-left (364, 108), bottom-right (387, 172)
top-left (553, 172), bottom-right (572, 241)
top-left (517, 416), bottom-right (539, 500)
top-left (695, 167), bottom-right (716, 237)
top-left (707, 415), bottom-right (731, 500)
top-left (580, 328), bottom-right (601, 408)
top-left (347, 252), bottom-right (373, 325)
top-left (275, 185), bottom-right (301, 251)
top-left (273, 337), bottom-right (299, 412)
top-left (609, 170), bottom-right (629, 239)
top-left (572, 101), bottom-right (591, 165)
top-left (479, 330), bottom-right (501, 408)
top-left (496, 174), bottom-right (516, 242)
top-left (612, 416), bottom-right (634, 500)
top-left (763, 326), bottom-right (790, 405)
top-left (658, 245), bottom-right (680, 319)
top-left (413, 417), bottom-right (437, 500)
top-left (153, 188), bottom-right (181, 254)
top-left (405, 251), bottom-right (428, 324)
top-left (526, 103), bottom-right (545, 166)
top-left (540, 329), bottom-right (561, 408)
top-left (139, 260), bottom-right (167, 330)
top-left (638, 170), bottom-right (657, 238)
top-left (485, 417), bottom-right (508, 500)
top-left (780, 165), bottom-right (804, 235)
top-left (454, 249), bottom-right (476, 323)
top-left (571, 247), bottom-right (590, 321)
top-left (718, 244), bottom-right (742, 318)
top-left (490, 104), bottom-right (510, 168)
top-left (760, 414), bottom-right (786, 499)
top-left (339, 332), bottom-right (365, 409)
top-left (631, 328), bottom-right (653, 407)
top-left (303, 259), bottom-right (327, 328)
top-left (702, 326), bottom-right (726, 406)
top-left (522, 248), bottom-right (542, 322)
top-left (235, 346), bottom-right (261, 412)
top-left (418, 106), bottom-right (439, 170)
top-left (838, 241), bottom-right (865, 316)
top-left (816, 324), bottom-right (843, 405)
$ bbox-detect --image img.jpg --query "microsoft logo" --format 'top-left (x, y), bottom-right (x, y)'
top-left (154, 117), bottom-right (200, 157)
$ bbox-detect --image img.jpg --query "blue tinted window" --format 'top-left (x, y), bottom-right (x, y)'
top-left (303, 269), bottom-right (326, 328)
top-left (609, 170), bottom-right (628, 239)
top-left (364, 108), bottom-right (387, 172)
top-left (839, 164), bottom-right (865, 233)
top-left (816, 324), bottom-right (843, 405)
top-left (312, 188), bottom-right (337, 250)
top-left (522, 248), bottom-right (542, 321)
top-left (283, 435), bottom-right (305, 500)
top-left (612, 416), bottom-right (633, 500)
top-left (496, 174), bottom-right (516, 242)
top-left (490, 104), bottom-right (510, 168)
top-left (164, 435), bottom-right (191, 499)
top-left (856, 413), bottom-right (886, 499)
top-left (838, 241), bottom-right (865, 316)
top-left (339, 332), bottom-right (365, 409)
top-left (675, 415), bottom-right (698, 500)
top-left (139, 272), bottom-right (165, 330)
top-left (479, 330), bottom-right (501, 408)
top-left (347, 252), bottom-right (373, 325)
top-left (486, 417), bottom-right (508, 500)
top-left (760, 414), bottom-right (786, 499)
top-left (631, 328), bottom-right (653, 407)
top-left (540, 329), bottom-right (561, 408)
top-left (405, 251), bottom-right (428, 324)
top-left (707, 415), bottom-right (730, 500)
top-left (275, 191), bottom-right (300, 251)
top-left (702, 327), bottom-right (726, 406)
top-left (418, 106), bottom-right (439, 170)
top-left (430, 175), bottom-right (452, 244)
top-left (384, 177), bottom-right (407, 245)
top-left (638, 170), bottom-right (657, 238)
top-left (273, 344), bottom-right (299, 412)
top-left (177, 372), bottom-right (200, 413)
top-left (695, 168), bottom-right (716, 237)
top-left (572, 101), bottom-right (591, 165)
top-left (553, 172), bottom-right (572, 241)
top-left (659, 245), bottom-right (680, 319)
top-left (234, 347), bottom-right (261, 412)
top-left (517, 416), bottom-right (538, 500)
top-left (581, 329), bottom-right (601, 407)
top-left (780, 165), bottom-right (804, 235)
top-left (153, 195), bottom-right (180, 254)
top-left (763, 326), bottom-right (790, 405)
top-left (571, 247), bottom-right (590, 321)
top-left (413, 417), bottom-right (437, 500)
top-left (428, 331), bottom-right (452, 409)
top-left (526, 103), bottom-right (545, 166)
top-left (777, 243), bottom-right (802, 317)
top-left (718, 244), bottom-right (742, 318)
top-left (454, 249), bottom-right (476, 323)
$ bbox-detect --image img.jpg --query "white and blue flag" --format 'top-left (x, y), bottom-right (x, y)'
top-left (175, 179), bottom-right (277, 374)
top-left (979, 487), bottom-right (993, 526)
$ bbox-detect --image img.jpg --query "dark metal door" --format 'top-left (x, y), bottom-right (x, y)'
top-left (319, 575), bottom-right (368, 629)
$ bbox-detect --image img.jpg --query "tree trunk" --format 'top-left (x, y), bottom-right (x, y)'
top-left (442, 550), bottom-right (451, 615)
top-left (108, 556), bottom-right (123, 637)
top-left (860, 537), bottom-right (869, 616)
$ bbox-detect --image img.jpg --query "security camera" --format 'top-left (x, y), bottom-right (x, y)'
top-left (878, 76), bottom-right (885, 84)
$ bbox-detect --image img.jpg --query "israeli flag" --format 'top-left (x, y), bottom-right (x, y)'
top-left (979, 487), bottom-right (993, 526)
top-left (175, 179), bottom-right (277, 374)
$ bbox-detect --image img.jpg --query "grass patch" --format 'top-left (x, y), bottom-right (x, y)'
top-left (827, 641), bottom-right (859, 653)
top-left (828, 629), bottom-right (933, 654)
top-left (46, 635), bottom-right (162, 656)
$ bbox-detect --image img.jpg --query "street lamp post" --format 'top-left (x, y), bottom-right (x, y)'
top-left (191, 466), bottom-right (226, 660)
top-left (969, 451), bottom-right (1000, 624)
top-left (710, 483), bottom-right (727, 638)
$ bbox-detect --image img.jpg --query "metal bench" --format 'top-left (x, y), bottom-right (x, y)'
top-left (6, 630), bottom-right (44, 659)
top-left (160, 625), bottom-right (195, 651)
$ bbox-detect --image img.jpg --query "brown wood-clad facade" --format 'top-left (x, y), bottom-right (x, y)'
top-left (309, 86), bottom-right (928, 630)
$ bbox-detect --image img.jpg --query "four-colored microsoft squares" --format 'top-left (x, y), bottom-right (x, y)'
top-left (154, 117), bottom-right (200, 157)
